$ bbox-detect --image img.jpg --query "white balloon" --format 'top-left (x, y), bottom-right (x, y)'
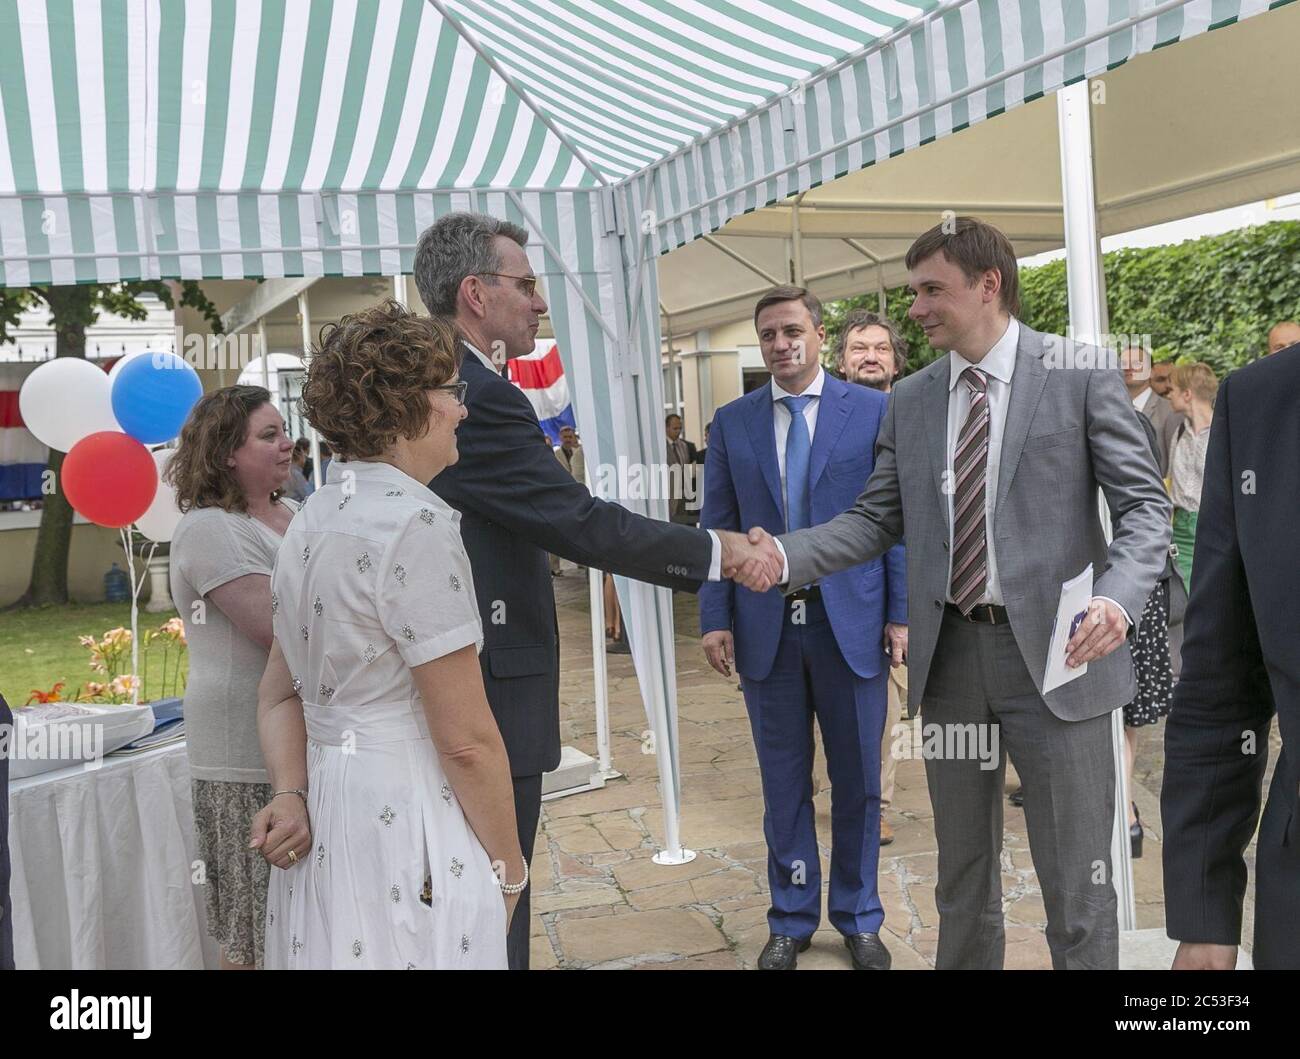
top-left (134, 448), bottom-right (183, 543)
top-left (107, 349), bottom-right (150, 386)
top-left (19, 358), bottom-right (122, 452)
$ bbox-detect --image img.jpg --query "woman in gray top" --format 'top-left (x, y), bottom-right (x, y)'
top-left (166, 384), bottom-right (297, 969)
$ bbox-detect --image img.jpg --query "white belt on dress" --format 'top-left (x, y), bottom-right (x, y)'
top-left (301, 698), bottom-right (431, 747)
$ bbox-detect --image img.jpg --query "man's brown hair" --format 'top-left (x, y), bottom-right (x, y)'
top-left (835, 309), bottom-right (909, 380)
top-left (754, 285), bottom-right (823, 330)
top-left (905, 216), bottom-right (1021, 317)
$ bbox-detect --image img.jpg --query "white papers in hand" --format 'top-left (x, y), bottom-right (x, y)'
top-left (1042, 564), bottom-right (1094, 694)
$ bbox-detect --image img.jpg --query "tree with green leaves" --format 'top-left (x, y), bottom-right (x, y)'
top-left (0, 281), bottom-right (222, 608)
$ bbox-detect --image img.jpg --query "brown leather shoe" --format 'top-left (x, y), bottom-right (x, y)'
top-left (879, 814), bottom-right (895, 846)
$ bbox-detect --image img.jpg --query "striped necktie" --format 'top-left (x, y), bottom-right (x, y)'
top-left (950, 367), bottom-right (990, 614)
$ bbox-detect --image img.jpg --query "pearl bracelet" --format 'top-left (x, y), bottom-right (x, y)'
top-left (499, 858), bottom-right (529, 895)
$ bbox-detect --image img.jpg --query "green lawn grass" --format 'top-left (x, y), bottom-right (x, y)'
top-left (0, 602), bottom-right (186, 708)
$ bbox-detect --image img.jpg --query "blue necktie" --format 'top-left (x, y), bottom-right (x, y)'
top-left (781, 395), bottom-right (812, 532)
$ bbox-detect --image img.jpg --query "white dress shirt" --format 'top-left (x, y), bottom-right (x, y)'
top-left (1132, 386), bottom-right (1153, 414)
top-left (944, 318), bottom-right (1019, 605)
top-left (771, 368), bottom-right (825, 521)
top-left (463, 341), bottom-right (724, 580)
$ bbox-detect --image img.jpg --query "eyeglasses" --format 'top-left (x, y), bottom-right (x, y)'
top-left (432, 381), bottom-right (468, 405)
top-left (478, 272), bottom-right (541, 299)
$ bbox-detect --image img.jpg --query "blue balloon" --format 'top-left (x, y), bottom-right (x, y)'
top-left (110, 351), bottom-right (203, 444)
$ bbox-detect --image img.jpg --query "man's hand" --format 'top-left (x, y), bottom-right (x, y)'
top-left (718, 528), bottom-right (783, 592)
top-left (884, 623), bottom-right (908, 667)
top-left (702, 630), bottom-right (735, 677)
top-left (1065, 597), bottom-right (1129, 668)
top-left (1171, 942), bottom-right (1238, 970)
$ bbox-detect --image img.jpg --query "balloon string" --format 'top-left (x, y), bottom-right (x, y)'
top-left (120, 528), bottom-right (149, 707)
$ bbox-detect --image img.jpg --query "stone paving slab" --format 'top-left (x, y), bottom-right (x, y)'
top-left (527, 575), bottom-right (1257, 970)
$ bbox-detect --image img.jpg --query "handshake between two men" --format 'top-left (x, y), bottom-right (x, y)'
top-left (716, 528), bottom-right (785, 593)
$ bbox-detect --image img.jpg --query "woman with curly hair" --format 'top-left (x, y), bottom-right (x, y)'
top-left (251, 301), bottom-right (521, 969)
top-left (165, 383), bottom-right (298, 969)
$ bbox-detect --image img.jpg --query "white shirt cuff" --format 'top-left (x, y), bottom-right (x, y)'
top-left (705, 530), bottom-right (722, 581)
top-left (774, 537), bottom-right (790, 586)
top-left (1095, 596), bottom-right (1132, 631)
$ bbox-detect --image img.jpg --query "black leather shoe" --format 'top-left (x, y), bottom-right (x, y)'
top-left (1008, 786), bottom-right (1025, 807)
top-left (844, 932), bottom-right (892, 970)
top-left (757, 934), bottom-right (811, 970)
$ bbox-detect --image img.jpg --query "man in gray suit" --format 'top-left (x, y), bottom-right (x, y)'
top-left (731, 218), bottom-right (1171, 969)
top-left (1123, 343), bottom-right (1181, 476)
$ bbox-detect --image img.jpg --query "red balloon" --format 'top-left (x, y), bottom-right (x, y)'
top-left (63, 432), bottom-right (159, 528)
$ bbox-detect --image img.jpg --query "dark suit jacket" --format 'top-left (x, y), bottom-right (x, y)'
top-left (1, 692), bottom-right (12, 970)
top-left (430, 347), bottom-right (714, 776)
top-left (667, 438), bottom-right (698, 464)
top-left (1162, 344), bottom-right (1300, 968)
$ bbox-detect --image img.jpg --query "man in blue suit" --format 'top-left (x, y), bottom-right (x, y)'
top-left (700, 286), bottom-right (906, 970)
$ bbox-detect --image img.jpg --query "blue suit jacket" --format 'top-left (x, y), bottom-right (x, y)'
top-left (699, 374), bottom-right (907, 681)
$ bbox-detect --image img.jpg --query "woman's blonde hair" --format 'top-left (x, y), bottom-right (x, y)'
top-left (1169, 362), bottom-right (1219, 404)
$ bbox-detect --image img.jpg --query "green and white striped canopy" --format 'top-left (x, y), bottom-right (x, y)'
top-left (0, 0), bottom-right (1282, 285)
top-left (0, 0), bottom-right (1286, 860)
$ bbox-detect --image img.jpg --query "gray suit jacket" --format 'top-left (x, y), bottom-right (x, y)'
top-left (1137, 389), bottom-right (1183, 477)
top-left (780, 323), bottom-right (1172, 721)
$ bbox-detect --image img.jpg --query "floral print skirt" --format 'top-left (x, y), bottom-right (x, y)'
top-left (192, 778), bottom-right (273, 965)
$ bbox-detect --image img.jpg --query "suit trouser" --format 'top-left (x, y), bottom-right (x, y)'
top-left (741, 596), bottom-right (888, 939)
top-left (923, 609), bottom-right (1118, 970)
top-left (1254, 748), bottom-right (1300, 970)
top-left (507, 773), bottom-right (544, 971)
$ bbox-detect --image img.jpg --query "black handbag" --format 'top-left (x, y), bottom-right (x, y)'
top-left (1165, 544), bottom-right (1189, 627)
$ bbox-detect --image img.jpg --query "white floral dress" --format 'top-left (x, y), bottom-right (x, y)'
top-left (263, 460), bottom-right (505, 970)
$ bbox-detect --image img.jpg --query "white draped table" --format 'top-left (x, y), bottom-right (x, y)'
top-left (8, 742), bottom-right (219, 969)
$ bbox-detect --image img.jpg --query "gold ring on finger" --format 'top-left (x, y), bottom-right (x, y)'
top-left (287, 849), bottom-right (298, 864)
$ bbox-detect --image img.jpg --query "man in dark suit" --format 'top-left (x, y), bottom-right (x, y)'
top-left (666, 414), bottom-right (699, 525)
top-left (1, 692), bottom-right (13, 970)
top-left (1162, 342), bottom-right (1300, 971)
top-left (1123, 344), bottom-right (1182, 477)
top-left (412, 212), bottom-right (764, 970)
top-left (700, 286), bottom-right (905, 970)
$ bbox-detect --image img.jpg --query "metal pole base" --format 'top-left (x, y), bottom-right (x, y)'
top-left (652, 847), bottom-right (697, 866)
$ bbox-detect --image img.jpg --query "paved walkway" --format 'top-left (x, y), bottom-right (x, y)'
top-left (528, 568), bottom-right (1256, 970)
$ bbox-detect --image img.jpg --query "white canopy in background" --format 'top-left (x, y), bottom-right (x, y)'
top-left (658, 1), bottom-right (1300, 331)
top-left (0, 0), bottom-right (1292, 877)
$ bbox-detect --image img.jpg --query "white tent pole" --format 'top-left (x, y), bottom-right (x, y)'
top-left (300, 290), bottom-right (322, 490)
top-left (393, 273), bottom-right (408, 308)
top-left (589, 569), bottom-right (614, 776)
top-left (586, 465), bottom-right (614, 778)
top-left (599, 186), bottom-right (692, 865)
top-left (1057, 79), bottom-right (1136, 933)
top-left (258, 318), bottom-right (275, 411)
top-left (792, 193), bottom-right (805, 286)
